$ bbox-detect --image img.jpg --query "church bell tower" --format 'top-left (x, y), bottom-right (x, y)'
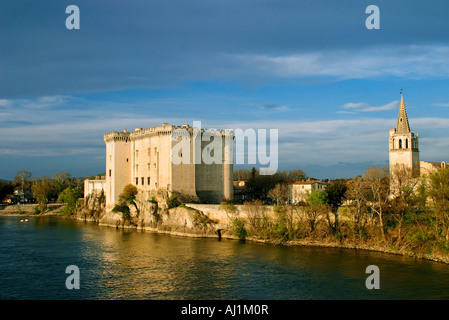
top-left (389, 92), bottom-right (420, 176)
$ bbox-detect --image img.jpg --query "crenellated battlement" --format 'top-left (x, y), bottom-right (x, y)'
top-left (104, 131), bottom-right (131, 142)
top-left (105, 123), bottom-right (234, 142)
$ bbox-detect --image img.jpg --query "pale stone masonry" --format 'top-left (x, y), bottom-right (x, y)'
top-left (103, 123), bottom-right (234, 210)
top-left (420, 160), bottom-right (447, 176)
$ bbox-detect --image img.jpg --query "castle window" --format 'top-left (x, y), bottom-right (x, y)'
top-left (147, 177), bottom-right (150, 185)
top-left (109, 170), bottom-right (111, 177)
top-left (399, 139), bottom-right (402, 149)
top-left (141, 177), bottom-right (144, 185)
top-left (406, 139), bottom-right (408, 149)
top-left (135, 178), bottom-right (138, 185)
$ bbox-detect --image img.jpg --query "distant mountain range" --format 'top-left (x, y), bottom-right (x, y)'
top-left (0, 179), bottom-right (10, 183)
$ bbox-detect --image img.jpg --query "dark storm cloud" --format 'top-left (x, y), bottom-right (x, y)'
top-left (2, 0), bottom-right (449, 98)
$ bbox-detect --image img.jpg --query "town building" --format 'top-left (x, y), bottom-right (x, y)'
top-left (288, 179), bottom-right (328, 203)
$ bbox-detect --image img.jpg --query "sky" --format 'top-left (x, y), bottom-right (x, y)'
top-left (1, 0), bottom-right (449, 180)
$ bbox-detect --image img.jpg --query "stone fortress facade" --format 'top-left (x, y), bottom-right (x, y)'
top-left (389, 93), bottom-right (447, 177)
top-left (88, 123), bottom-right (234, 211)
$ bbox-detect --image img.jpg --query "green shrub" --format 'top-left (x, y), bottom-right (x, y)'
top-left (118, 184), bottom-right (138, 202)
top-left (231, 217), bottom-right (247, 239)
top-left (167, 194), bottom-right (181, 208)
top-left (112, 203), bottom-right (130, 214)
top-left (220, 200), bottom-right (237, 213)
top-left (58, 187), bottom-right (82, 215)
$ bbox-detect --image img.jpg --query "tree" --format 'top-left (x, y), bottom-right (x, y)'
top-left (287, 169), bottom-right (307, 181)
top-left (32, 176), bottom-right (53, 213)
top-left (13, 170), bottom-right (32, 193)
top-left (268, 183), bottom-right (289, 205)
top-left (389, 164), bottom-right (419, 242)
top-left (118, 184), bottom-right (138, 203)
top-left (362, 166), bottom-right (390, 240)
top-left (243, 199), bottom-right (268, 233)
top-left (52, 172), bottom-right (73, 199)
top-left (346, 176), bottom-right (370, 239)
top-left (0, 180), bottom-right (14, 203)
top-left (304, 189), bottom-right (327, 233)
top-left (324, 180), bottom-right (348, 234)
top-left (427, 167), bottom-right (449, 240)
top-left (113, 184), bottom-right (139, 222)
top-left (58, 187), bottom-right (82, 215)
top-left (246, 167), bottom-right (287, 201)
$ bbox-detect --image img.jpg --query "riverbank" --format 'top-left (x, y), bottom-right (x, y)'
top-left (0, 203), bottom-right (66, 216)
top-left (243, 236), bottom-right (449, 265)
top-left (76, 210), bottom-right (449, 265)
top-left (3, 202), bottom-right (448, 265)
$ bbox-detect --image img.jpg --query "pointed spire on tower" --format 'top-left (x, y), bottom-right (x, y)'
top-left (396, 91), bottom-right (411, 134)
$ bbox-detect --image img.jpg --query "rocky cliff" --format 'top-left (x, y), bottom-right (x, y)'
top-left (77, 190), bottom-right (232, 239)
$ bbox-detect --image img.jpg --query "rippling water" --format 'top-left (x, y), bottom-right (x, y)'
top-left (1, 216), bottom-right (449, 300)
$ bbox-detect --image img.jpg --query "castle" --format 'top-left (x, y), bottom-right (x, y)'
top-left (86, 123), bottom-right (234, 211)
top-left (389, 93), bottom-right (447, 177)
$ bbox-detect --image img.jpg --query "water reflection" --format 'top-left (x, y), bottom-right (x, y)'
top-left (1, 216), bottom-right (449, 300)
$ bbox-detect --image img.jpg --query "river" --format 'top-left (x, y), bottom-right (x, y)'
top-left (1, 216), bottom-right (448, 300)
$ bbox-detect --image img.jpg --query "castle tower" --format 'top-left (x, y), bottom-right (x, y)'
top-left (389, 93), bottom-right (420, 176)
top-left (104, 130), bottom-right (131, 211)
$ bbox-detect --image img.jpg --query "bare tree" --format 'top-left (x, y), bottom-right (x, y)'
top-left (362, 166), bottom-right (390, 240)
top-left (268, 183), bottom-right (289, 205)
top-left (244, 199), bottom-right (268, 233)
top-left (345, 176), bottom-right (370, 239)
top-left (346, 176), bottom-right (367, 224)
top-left (13, 170), bottom-right (32, 193)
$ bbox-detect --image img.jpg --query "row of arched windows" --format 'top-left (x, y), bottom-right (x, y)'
top-left (393, 137), bottom-right (417, 150)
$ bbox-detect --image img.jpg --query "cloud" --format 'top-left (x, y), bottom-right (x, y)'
top-left (227, 45), bottom-right (449, 81)
top-left (337, 111), bottom-right (357, 114)
top-left (342, 102), bottom-right (369, 109)
top-left (0, 99), bottom-right (11, 107)
top-left (339, 100), bottom-right (399, 113)
top-left (247, 104), bottom-right (289, 111)
top-left (3, 0), bottom-right (449, 99)
top-left (433, 103), bottom-right (449, 107)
